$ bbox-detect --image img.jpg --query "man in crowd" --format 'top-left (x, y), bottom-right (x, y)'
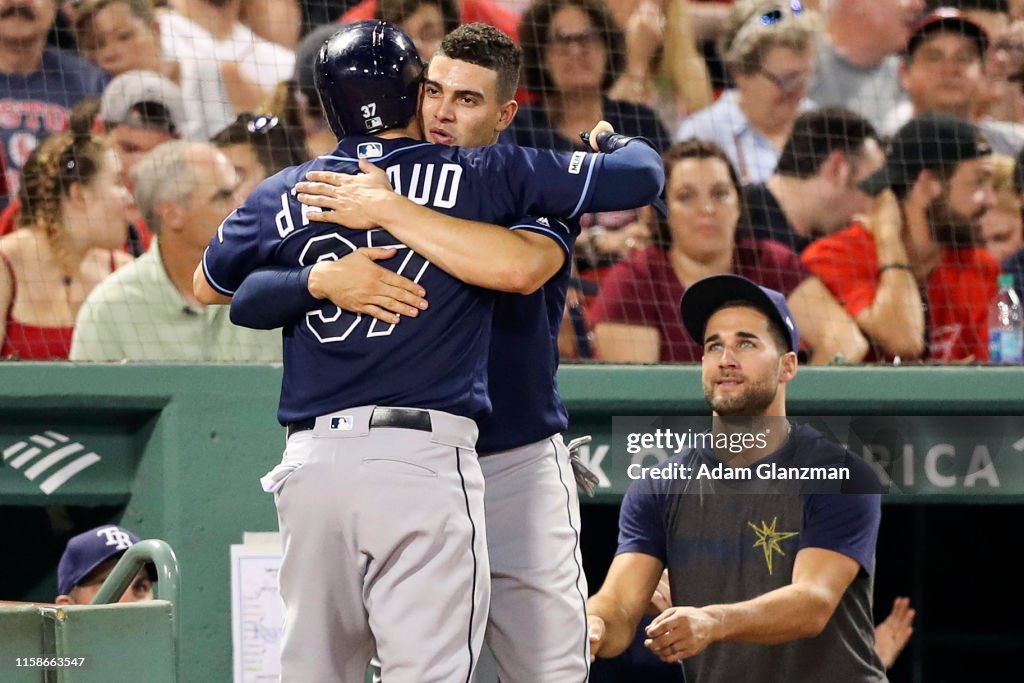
top-left (802, 113), bottom-right (999, 362)
top-left (99, 70), bottom-right (185, 176)
top-left (0, 0), bottom-right (107, 205)
top-left (810, 0), bottom-right (924, 132)
top-left (70, 141), bottom-right (281, 362)
top-left (587, 273), bottom-right (886, 682)
top-left (745, 108), bottom-right (885, 254)
top-left (886, 8), bottom-right (1024, 154)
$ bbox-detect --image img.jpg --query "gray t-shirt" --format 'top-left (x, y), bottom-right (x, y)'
top-left (618, 423), bottom-right (887, 683)
top-left (810, 43), bottom-right (907, 134)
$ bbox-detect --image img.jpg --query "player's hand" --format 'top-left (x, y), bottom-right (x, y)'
top-left (646, 569), bottom-right (672, 615)
top-left (644, 606), bottom-right (717, 663)
top-left (307, 248), bottom-right (428, 324)
top-left (297, 159), bottom-right (397, 229)
top-left (587, 614), bottom-right (607, 662)
top-left (587, 121), bottom-right (615, 152)
top-left (874, 596), bottom-right (915, 669)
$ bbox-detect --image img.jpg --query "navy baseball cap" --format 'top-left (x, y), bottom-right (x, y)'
top-left (680, 274), bottom-right (799, 353)
top-left (57, 525), bottom-right (140, 596)
top-left (857, 112), bottom-right (991, 196)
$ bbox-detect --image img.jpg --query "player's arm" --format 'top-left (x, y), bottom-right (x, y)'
top-left (229, 251), bottom-right (428, 329)
top-left (194, 265), bottom-right (232, 305)
top-left (644, 547), bottom-right (860, 663)
top-left (587, 552), bottom-right (665, 660)
top-left (297, 162), bottom-right (567, 294)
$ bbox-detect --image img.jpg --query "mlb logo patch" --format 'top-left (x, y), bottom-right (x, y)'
top-left (568, 151), bottom-right (586, 175)
top-left (365, 117), bottom-right (383, 130)
top-left (357, 142), bottom-right (383, 159)
top-left (330, 416), bottom-right (354, 431)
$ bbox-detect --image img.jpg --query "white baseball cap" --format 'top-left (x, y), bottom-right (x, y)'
top-left (100, 70), bottom-right (185, 136)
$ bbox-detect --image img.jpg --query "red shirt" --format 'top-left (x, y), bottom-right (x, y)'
top-left (802, 223), bottom-right (999, 362)
top-left (340, 0), bottom-right (520, 42)
top-left (1, 251), bottom-right (73, 360)
top-left (588, 239), bottom-right (809, 362)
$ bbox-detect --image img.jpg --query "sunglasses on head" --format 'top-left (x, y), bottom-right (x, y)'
top-left (732, 1), bottom-right (805, 50)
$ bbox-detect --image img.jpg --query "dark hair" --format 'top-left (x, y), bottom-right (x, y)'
top-left (774, 108), bottom-right (878, 179)
top-left (377, 0), bottom-right (459, 35)
top-left (437, 23), bottom-right (522, 102)
top-left (709, 298), bottom-right (789, 356)
top-left (519, 0), bottom-right (625, 97)
top-left (211, 114), bottom-right (308, 175)
top-left (652, 139), bottom-right (749, 247)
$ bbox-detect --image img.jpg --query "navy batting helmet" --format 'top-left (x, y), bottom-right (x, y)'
top-left (314, 21), bottom-right (424, 139)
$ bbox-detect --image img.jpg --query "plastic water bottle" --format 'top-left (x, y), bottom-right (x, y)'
top-left (988, 274), bottom-right (1023, 364)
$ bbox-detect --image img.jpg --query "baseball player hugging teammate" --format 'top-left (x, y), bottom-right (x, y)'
top-left (194, 21), bottom-right (663, 683)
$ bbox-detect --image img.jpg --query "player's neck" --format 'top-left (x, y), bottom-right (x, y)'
top-left (377, 121), bottom-right (424, 141)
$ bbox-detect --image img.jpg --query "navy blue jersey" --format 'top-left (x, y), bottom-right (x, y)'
top-left (477, 216), bottom-right (580, 454)
top-left (203, 136), bottom-right (662, 424)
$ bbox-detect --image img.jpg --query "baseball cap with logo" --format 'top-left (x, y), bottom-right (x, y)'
top-left (100, 70), bottom-right (185, 136)
top-left (57, 525), bottom-right (140, 596)
top-left (906, 8), bottom-right (990, 58)
top-left (857, 112), bottom-right (992, 196)
top-left (680, 274), bottom-right (799, 353)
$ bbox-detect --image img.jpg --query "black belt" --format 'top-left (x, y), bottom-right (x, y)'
top-left (287, 408), bottom-right (432, 438)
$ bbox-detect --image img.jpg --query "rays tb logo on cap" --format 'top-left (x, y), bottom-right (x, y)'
top-left (57, 525), bottom-right (140, 596)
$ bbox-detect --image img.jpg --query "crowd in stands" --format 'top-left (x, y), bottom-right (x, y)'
top-left (2, 0), bottom-right (1024, 364)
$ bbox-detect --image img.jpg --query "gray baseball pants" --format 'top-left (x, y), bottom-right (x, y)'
top-left (266, 405), bottom-right (489, 683)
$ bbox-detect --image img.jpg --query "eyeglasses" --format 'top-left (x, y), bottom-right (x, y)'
top-left (731, 1), bottom-right (805, 51)
top-left (758, 68), bottom-right (810, 94)
top-left (548, 29), bottom-right (603, 52)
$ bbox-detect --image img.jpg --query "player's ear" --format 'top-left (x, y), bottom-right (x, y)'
top-left (55, 594), bottom-right (73, 605)
top-left (494, 100), bottom-right (518, 133)
top-left (778, 351), bottom-right (798, 384)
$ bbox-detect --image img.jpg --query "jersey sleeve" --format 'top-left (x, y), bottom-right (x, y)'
top-left (800, 492), bottom-right (881, 575)
top-left (508, 216), bottom-right (579, 259)
top-left (201, 184), bottom-right (278, 296)
top-left (616, 476), bottom-right (668, 562)
top-left (477, 142), bottom-right (664, 219)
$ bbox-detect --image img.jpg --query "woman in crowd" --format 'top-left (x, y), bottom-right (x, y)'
top-left (676, 0), bottom-right (820, 183)
top-left (588, 139), bottom-right (867, 364)
top-left (509, 0), bottom-right (670, 152)
top-left (0, 130), bottom-right (133, 360)
top-left (212, 113), bottom-right (309, 199)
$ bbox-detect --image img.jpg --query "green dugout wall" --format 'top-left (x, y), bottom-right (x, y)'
top-left (1, 364), bottom-right (1022, 681)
